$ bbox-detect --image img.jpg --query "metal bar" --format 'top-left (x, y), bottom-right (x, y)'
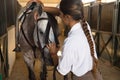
top-left (101, 36), bottom-right (113, 63)
top-left (96, 3), bottom-right (102, 58)
top-left (4, 35), bottom-right (9, 77)
top-left (0, 34), bottom-right (7, 40)
top-left (4, 0), bottom-right (7, 27)
top-left (0, 34), bottom-right (8, 79)
top-left (92, 30), bottom-right (113, 35)
top-left (117, 0), bottom-right (120, 33)
top-left (117, 37), bottom-right (120, 46)
top-left (112, 0), bottom-right (119, 65)
top-left (12, 0), bottom-right (16, 24)
top-left (116, 34), bottom-right (120, 36)
top-left (88, 2), bottom-right (93, 26)
top-left (99, 35), bottom-right (112, 56)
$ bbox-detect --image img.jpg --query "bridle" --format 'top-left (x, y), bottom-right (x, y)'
top-left (17, 2), bottom-right (59, 80)
top-left (35, 12), bottom-right (59, 80)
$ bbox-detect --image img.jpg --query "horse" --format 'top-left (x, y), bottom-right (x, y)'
top-left (14, 2), bottom-right (60, 80)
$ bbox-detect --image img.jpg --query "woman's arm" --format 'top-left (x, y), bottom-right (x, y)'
top-left (43, 7), bottom-right (60, 16)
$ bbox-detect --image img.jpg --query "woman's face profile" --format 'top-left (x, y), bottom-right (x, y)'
top-left (59, 11), bottom-right (69, 26)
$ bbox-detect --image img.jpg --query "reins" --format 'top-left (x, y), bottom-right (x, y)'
top-left (36, 12), bottom-right (59, 80)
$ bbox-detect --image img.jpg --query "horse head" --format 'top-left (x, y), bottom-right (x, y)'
top-left (14, 1), bottom-right (60, 79)
top-left (14, 1), bottom-right (59, 65)
top-left (33, 2), bottom-right (60, 65)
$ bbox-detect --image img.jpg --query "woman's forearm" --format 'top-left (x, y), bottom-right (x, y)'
top-left (51, 54), bottom-right (58, 65)
top-left (44, 7), bottom-right (60, 16)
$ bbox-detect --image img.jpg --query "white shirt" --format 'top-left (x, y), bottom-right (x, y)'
top-left (57, 22), bottom-right (97, 77)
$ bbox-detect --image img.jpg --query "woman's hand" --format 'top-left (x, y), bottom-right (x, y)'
top-left (46, 43), bottom-right (59, 55)
top-left (46, 43), bottom-right (60, 65)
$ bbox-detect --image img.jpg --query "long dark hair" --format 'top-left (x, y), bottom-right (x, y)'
top-left (60, 0), bottom-right (98, 78)
top-left (60, 0), bottom-right (84, 20)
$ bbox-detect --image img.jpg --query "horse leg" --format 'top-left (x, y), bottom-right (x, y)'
top-left (40, 59), bottom-right (47, 80)
top-left (23, 50), bottom-right (36, 80)
top-left (53, 64), bottom-right (58, 80)
top-left (27, 65), bottom-right (36, 80)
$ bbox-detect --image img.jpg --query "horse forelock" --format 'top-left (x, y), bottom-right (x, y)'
top-left (22, 3), bottom-right (43, 33)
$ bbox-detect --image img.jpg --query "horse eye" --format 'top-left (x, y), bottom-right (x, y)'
top-left (40, 31), bottom-right (43, 34)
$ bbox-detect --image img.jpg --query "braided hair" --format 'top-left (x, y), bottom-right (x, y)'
top-left (60, 0), bottom-right (98, 78)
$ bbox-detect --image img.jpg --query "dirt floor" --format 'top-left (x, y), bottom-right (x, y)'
top-left (7, 30), bottom-right (120, 80)
top-left (7, 53), bottom-right (120, 80)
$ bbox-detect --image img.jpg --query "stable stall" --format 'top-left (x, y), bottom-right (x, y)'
top-left (0, 0), bottom-right (21, 79)
top-left (84, 0), bottom-right (120, 67)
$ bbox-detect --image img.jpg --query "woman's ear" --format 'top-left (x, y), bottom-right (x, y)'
top-left (65, 15), bottom-right (75, 27)
top-left (65, 15), bottom-right (73, 23)
top-left (65, 15), bottom-right (72, 20)
top-left (34, 11), bottom-right (38, 21)
top-left (65, 15), bottom-right (69, 19)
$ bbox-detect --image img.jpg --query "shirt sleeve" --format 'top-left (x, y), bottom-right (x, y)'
top-left (57, 44), bottom-right (74, 75)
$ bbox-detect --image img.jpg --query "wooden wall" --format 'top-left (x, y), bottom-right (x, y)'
top-left (0, 0), bottom-right (7, 37)
top-left (0, 0), bottom-right (21, 37)
top-left (84, 2), bottom-right (114, 32)
top-left (118, 2), bottom-right (120, 34)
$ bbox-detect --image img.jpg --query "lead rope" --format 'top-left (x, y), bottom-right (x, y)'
top-left (81, 19), bottom-right (98, 80)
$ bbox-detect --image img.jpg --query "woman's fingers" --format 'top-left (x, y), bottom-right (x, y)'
top-left (46, 43), bottom-right (58, 54)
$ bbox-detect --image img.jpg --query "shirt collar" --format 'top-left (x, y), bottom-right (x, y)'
top-left (68, 22), bottom-right (81, 36)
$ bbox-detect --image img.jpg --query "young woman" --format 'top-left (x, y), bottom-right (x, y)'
top-left (47, 0), bottom-right (103, 80)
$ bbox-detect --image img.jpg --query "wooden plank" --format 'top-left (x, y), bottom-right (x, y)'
top-left (0, 0), bottom-right (7, 37)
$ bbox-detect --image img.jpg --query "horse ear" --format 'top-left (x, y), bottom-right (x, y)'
top-left (34, 11), bottom-right (39, 21)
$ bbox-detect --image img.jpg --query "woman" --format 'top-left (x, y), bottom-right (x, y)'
top-left (47, 0), bottom-right (103, 80)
